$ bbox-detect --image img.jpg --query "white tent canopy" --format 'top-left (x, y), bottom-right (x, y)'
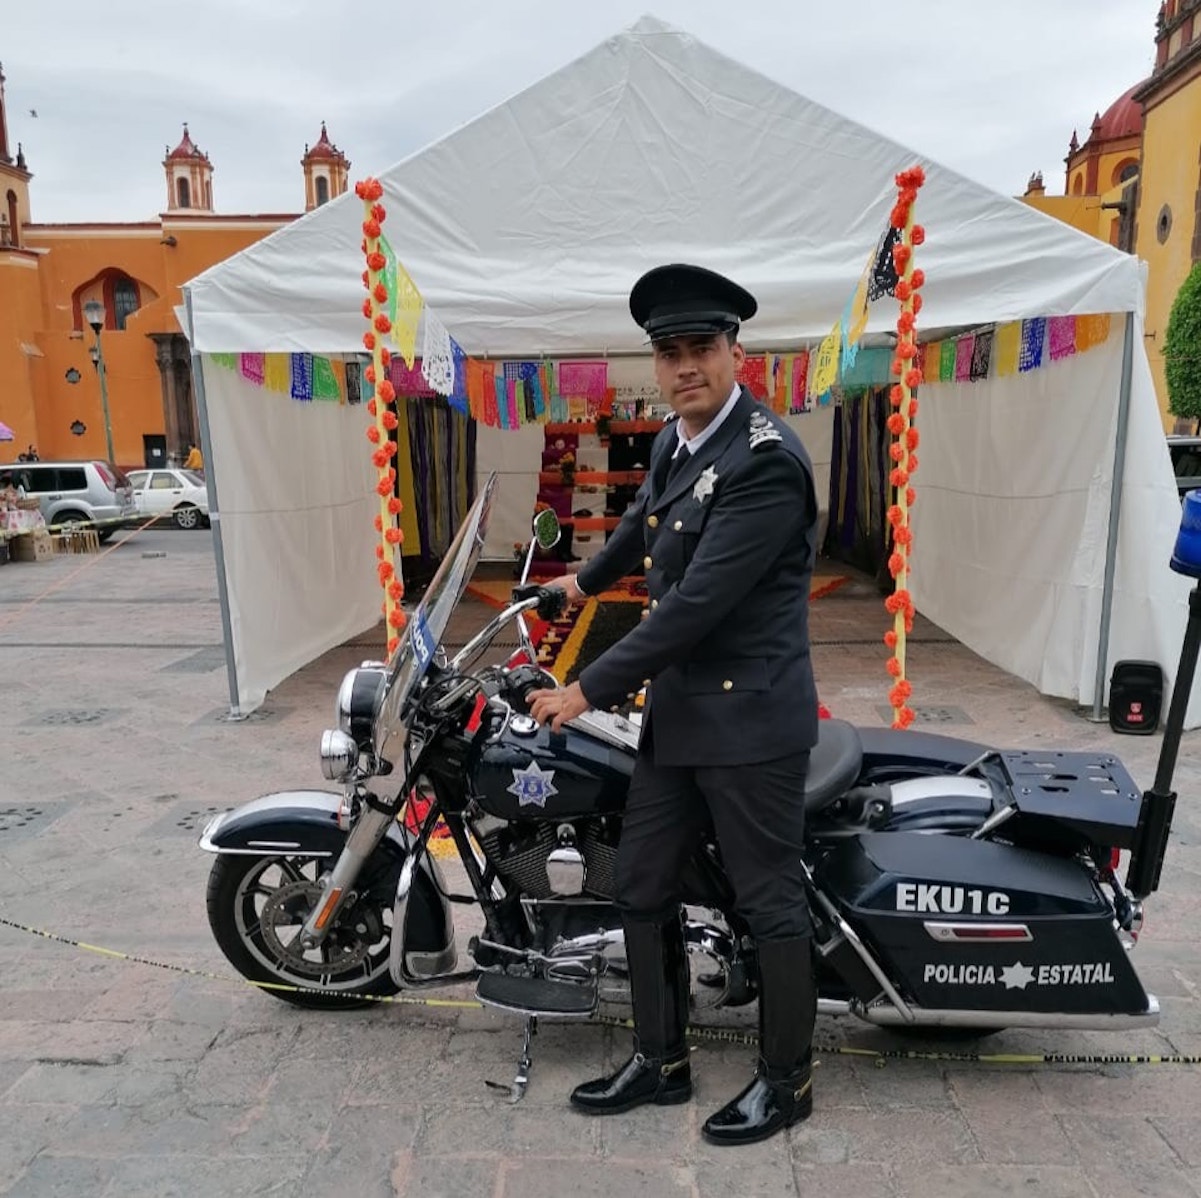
top-left (183, 14), bottom-right (1195, 727)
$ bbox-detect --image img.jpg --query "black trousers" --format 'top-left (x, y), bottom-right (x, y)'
top-left (615, 746), bottom-right (812, 941)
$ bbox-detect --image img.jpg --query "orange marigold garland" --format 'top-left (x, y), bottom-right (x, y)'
top-left (883, 165), bottom-right (926, 730)
top-left (356, 176), bottom-right (406, 655)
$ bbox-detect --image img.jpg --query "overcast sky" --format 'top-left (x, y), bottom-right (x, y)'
top-left (5, 1), bottom-right (1157, 224)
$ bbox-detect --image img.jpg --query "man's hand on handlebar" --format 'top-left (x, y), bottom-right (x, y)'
top-left (529, 680), bottom-right (591, 733)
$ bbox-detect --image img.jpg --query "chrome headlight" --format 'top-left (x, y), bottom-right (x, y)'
top-left (320, 729), bottom-right (359, 782)
top-left (336, 665), bottom-right (389, 747)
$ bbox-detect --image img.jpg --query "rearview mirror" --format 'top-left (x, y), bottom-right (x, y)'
top-left (532, 507), bottom-right (561, 551)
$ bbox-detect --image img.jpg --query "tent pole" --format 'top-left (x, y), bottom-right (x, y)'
top-left (1092, 311), bottom-right (1136, 721)
top-left (184, 290), bottom-right (244, 720)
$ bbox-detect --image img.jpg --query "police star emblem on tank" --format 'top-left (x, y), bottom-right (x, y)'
top-left (507, 761), bottom-right (559, 808)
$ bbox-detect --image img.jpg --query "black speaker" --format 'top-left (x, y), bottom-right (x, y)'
top-left (1109, 660), bottom-right (1163, 735)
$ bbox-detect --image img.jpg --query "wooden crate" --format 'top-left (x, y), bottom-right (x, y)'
top-left (51, 528), bottom-right (100, 555)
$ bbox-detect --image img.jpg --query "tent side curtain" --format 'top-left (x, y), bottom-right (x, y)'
top-left (909, 317), bottom-right (1195, 722)
top-left (201, 358), bottom-right (384, 711)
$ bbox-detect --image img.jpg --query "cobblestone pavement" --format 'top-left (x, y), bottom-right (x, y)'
top-left (1, 527), bottom-right (1200, 1196)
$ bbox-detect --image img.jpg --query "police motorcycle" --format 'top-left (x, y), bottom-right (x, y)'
top-left (201, 472), bottom-right (1196, 1082)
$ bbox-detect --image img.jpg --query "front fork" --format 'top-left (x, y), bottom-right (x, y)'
top-left (298, 801), bottom-right (396, 949)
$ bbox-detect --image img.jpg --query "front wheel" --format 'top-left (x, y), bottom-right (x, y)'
top-left (206, 853), bottom-right (401, 1008)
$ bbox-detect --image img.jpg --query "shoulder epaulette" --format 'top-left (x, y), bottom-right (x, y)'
top-left (747, 408), bottom-right (783, 451)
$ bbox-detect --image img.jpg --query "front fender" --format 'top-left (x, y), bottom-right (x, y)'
top-left (199, 789), bottom-right (453, 961)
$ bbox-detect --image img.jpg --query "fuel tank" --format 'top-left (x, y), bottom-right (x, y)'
top-left (471, 717), bottom-right (635, 821)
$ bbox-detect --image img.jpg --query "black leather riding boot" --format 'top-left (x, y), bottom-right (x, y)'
top-left (570, 913), bottom-right (692, 1115)
top-left (702, 935), bottom-right (816, 1145)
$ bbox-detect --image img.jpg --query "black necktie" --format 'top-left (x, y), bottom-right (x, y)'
top-left (665, 447), bottom-right (690, 486)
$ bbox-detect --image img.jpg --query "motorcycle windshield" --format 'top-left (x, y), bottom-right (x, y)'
top-left (374, 471), bottom-right (498, 763)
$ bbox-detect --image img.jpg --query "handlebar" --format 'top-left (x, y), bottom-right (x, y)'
top-left (511, 584), bottom-right (569, 621)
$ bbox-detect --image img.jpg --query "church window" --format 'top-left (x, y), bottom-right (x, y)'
top-left (113, 278), bottom-right (139, 330)
top-left (1158, 204), bottom-right (1173, 245)
top-left (204, 179), bottom-right (212, 209)
top-left (177, 177), bottom-right (191, 208)
top-left (1072, 174), bottom-right (1084, 196)
top-left (5, 190), bottom-right (17, 247)
top-left (315, 175), bottom-right (330, 206)
top-left (1114, 160), bottom-right (1139, 187)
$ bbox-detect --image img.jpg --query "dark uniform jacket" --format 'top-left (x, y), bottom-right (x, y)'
top-left (576, 387), bottom-right (818, 767)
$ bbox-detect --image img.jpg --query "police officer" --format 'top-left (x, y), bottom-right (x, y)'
top-left (529, 264), bottom-right (819, 1146)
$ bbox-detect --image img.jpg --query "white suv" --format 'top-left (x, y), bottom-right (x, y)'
top-left (126, 468), bottom-right (210, 530)
top-left (8, 460), bottom-right (136, 542)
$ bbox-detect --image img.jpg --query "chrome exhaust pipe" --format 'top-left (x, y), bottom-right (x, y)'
top-left (852, 994), bottom-right (1160, 1031)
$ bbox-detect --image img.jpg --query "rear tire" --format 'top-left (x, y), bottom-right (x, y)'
top-left (174, 505), bottom-right (201, 530)
top-left (206, 853), bottom-right (403, 1009)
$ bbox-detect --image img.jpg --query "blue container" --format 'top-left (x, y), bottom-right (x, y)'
top-left (1171, 490), bottom-right (1201, 579)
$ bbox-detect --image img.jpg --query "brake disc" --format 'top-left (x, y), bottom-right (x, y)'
top-left (258, 880), bottom-right (373, 977)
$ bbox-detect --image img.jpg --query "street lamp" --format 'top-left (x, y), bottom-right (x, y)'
top-left (82, 298), bottom-right (116, 466)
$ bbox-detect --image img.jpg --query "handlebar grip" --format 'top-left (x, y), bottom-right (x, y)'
top-left (512, 584), bottom-right (568, 621)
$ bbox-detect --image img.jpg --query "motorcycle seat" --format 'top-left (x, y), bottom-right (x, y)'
top-left (805, 720), bottom-right (864, 814)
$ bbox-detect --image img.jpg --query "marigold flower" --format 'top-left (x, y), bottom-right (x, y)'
top-left (382, 411), bottom-right (399, 431)
top-left (367, 251), bottom-right (386, 272)
top-left (374, 283), bottom-right (389, 304)
top-left (375, 544), bottom-right (385, 560)
top-left (388, 497), bottom-right (403, 515)
top-left (363, 218), bottom-right (381, 239)
top-left (893, 244), bottom-right (912, 271)
top-left (895, 705), bottom-right (916, 729)
top-left (376, 477), bottom-right (392, 497)
top-left (374, 515), bottom-right (383, 532)
top-left (888, 553), bottom-right (905, 578)
top-left (362, 299), bottom-right (373, 319)
top-left (895, 280), bottom-right (912, 301)
top-left (898, 340), bottom-right (917, 360)
top-left (366, 426), bottom-right (381, 444)
top-left (885, 593), bottom-right (904, 614)
top-left (381, 348), bottom-right (392, 367)
top-left (357, 177), bottom-right (384, 202)
top-left (884, 630), bottom-right (898, 648)
top-left (911, 225), bottom-right (926, 246)
top-left (374, 314), bottom-right (392, 334)
top-left (908, 452), bottom-right (920, 472)
top-left (895, 526), bottom-right (913, 547)
top-left (361, 270), bottom-right (370, 289)
top-left (906, 487), bottom-right (916, 506)
top-left (891, 357), bottom-right (904, 376)
top-left (912, 294), bottom-right (924, 315)
top-left (367, 399), bottom-right (378, 416)
top-left (385, 527), bottom-right (403, 545)
top-left (904, 368), bottom-right (923, 389)
top-left (890, 384), bottom-right (905, 406)
top-left (890, 468), bottom-right (909, 488)
top-left (887, 414), bottom-right (905, 435)
top-left (906, 428), bottom-right (920, 450)
top-left (371, 202), bottom-right (387, 223)
top-left (886, 655), bottom-right (902, 677)
top-left (372, 448), bottom-right (391, 469)
top-left (387, 635), bottom-right (400, 655)
top-left (887, 504), bottom-right (904, 527)
top-left (890, 203), bottom-right (910, 228)
top-left (388, 607), bottom-right (406, 629)
top-left (378, 561), bottom-right (394, 582)
top-left (897, 311), bottom-right (915, 335)
top-left (889, 444), bottom-right (905, 462)
top-left (377, 380), bottom-right (396, 403)
top-left (908, 399), bottom-right (919, 419)
top-left (910, 269), bottom-right (926, 290)
top-left (363, 332), bottom-right (376, 351)
top-left (388, 580), bottom-right (404, 601)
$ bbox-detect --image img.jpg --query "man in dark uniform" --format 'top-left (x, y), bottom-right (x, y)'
top-left (529, 264), bottom-right (819, 1146)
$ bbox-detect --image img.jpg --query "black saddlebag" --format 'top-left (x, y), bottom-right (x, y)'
top-left (816, 832), bottom-right (1150, 1015)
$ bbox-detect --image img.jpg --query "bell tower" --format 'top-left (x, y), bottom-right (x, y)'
top-left (163, 124), bottom-right (214, 213)
top-left (301, 123), bottom-right (349, 211)
top-left (0, 62), bottom-right (33, 250)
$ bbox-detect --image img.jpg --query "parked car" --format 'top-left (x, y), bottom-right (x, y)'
top-left (1168, 435), bottom-right (1201, 500)
top-left (6, 460), bottom-right (135, 542)
top-left (125, 468), bottom-right (210, 529)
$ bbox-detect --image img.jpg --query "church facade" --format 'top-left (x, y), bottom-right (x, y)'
top-left (0, 65), bottom-right (350, 466)
top-left (1021, 0), bottom-right (1201, 428)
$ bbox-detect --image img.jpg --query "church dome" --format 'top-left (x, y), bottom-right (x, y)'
top-left (1093, 83), bottom-right (1146, 142)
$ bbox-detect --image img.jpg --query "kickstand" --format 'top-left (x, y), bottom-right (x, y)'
top-left (484, 1016), bottom-right (538, 1104)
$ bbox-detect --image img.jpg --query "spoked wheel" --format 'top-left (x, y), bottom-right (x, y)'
top-left (206, 854), bottom-right (402, 1008)
top-left (174, 505), bottom-right (202, 530)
